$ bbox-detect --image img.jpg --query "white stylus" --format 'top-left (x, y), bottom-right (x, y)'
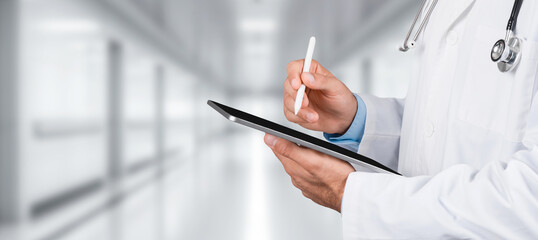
top-left (294, 36), bottom-right (316, 115)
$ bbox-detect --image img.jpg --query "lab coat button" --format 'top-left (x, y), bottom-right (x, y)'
top-left (446, 31), bottom-right (458, 46)
top-left (426, 122), bottom-right (435, 137)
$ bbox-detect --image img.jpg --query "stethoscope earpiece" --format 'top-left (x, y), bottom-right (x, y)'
top-left (398, 41), bottom-right (417, 52)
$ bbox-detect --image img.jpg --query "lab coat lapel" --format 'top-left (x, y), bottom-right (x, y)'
top-left (437, 0), bottom-right (476, 32)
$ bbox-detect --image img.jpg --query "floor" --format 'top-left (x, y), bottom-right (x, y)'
top-left (20, 130), bottom-right (344, 240)
top-left (178, 131), bottom-right (343, 240)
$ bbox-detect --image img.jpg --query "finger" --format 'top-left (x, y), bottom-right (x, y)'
top-left (264, 134), bottom-right (326, 174)
top-left (284, 75), bottom-right (301, 94)
top-left (302, 92), bottom-right (309, 107)
top-left (264, 134), bottom-right (300, 160)
top-left (284, 78), bottom-right (298, 96)
top-left (301, 72), bottom-right (344, 93)
top-left (265, 134), bottom-right (314, 165)
top-left (302, 191), bottom-right (312, 200)
top-left (284, 80), bottom-right (310, 108)
top-left (291, 176), bottom-right (313, 194)
top-left (283, 107), bottom-right (308, 124)
top-left (274, 152), bottom-right (312, 179)
top-left (283, 97), bottom-right (308, 124)
top-left (289, 59), bottom-right (335, 87)
top-left (273, 152), bottom-right (320, 188)
top-left (294, 59), bottom-right (333, 77)
top-left (284, 96), bottom-right (318, 123)
top-left (290, 77), bottom-right (302, 90)
top-left (309, 60), bottom-right (335, 77)
top-left (291, 177), bottom-right (302, 189)
top-left (286, 60), bottom-right (303, 87)
top-left (286, 59), bottom-right (304, 76)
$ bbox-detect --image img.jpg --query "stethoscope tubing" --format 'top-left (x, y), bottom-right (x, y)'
top-left (400, 0), bottom-right (439, 52)
top-left (401, 0), bottom-right (524, 73)
top-left (507, 0), bottom-right (523, 31)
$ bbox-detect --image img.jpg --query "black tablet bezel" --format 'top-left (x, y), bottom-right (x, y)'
top-left (208, 100), bottom-right (400, 175)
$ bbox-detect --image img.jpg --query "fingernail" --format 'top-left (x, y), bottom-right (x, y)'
top-left (303, 73), bottom-right (314, 84)
top-left (306, 113), bottom-right (315, 122)
top-left (265, 134), bottom-right (278, 147)
top-left (291, 78), bottom-right (298, 88)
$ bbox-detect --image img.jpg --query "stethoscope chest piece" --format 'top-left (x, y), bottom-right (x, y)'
top-left (491, 36), bottom-right (521, 72)
top-left (490, 0), bottom-right (524, 72)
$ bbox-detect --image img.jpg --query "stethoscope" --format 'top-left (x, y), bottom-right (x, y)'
top-left (399, 0), bottom-right (524, 72)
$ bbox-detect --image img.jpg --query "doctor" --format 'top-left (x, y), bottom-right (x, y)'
top-left (264, 0), bottom-right (538, 238)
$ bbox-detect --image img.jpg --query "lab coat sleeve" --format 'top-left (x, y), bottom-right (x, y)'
top-left (355, 94), bottom-right (405, 171)
top-left (341, 98), bottom-right (538, 239)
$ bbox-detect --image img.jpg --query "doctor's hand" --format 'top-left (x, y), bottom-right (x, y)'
top-left (284, 60), bottom-right (357, 135)
top-left (264, 133), bottom-right (355, 212)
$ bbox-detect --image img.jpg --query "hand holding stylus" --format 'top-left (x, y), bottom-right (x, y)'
top-left (284, 50), bottom-right (358, 135)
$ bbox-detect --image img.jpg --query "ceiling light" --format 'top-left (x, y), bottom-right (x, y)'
top-left (38, 20), bottom-right (101, 33)
top-left (239, 19), bottom-right (276, 33)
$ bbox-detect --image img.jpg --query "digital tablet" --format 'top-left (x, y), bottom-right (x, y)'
top-left (208, 100), bottom-right (399, 175)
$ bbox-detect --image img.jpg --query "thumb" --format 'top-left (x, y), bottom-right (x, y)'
top-left (301, 72), bottom-right (342, 93)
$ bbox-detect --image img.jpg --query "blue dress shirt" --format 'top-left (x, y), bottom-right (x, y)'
top-left (323, 94), bottom-right (366, 153)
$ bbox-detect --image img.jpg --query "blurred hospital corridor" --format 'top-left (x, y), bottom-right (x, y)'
top-left (0, 0), bottom-right (419, 239)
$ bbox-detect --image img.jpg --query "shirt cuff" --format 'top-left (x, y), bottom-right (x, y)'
top-left (323, 93), bottom-right (367, 153)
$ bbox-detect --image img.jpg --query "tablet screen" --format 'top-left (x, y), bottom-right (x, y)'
top-left (208, 100), bottom-right (399, 175)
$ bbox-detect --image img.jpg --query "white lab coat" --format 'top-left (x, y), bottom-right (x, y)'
top-left (342, 0), bottom-right (538, 238)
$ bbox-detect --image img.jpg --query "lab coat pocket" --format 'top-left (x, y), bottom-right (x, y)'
top-left (458, 25), bottom-right (538, 141)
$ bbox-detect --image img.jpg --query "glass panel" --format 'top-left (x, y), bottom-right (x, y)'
top-left (20, 0), bottom-right (108, 204)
